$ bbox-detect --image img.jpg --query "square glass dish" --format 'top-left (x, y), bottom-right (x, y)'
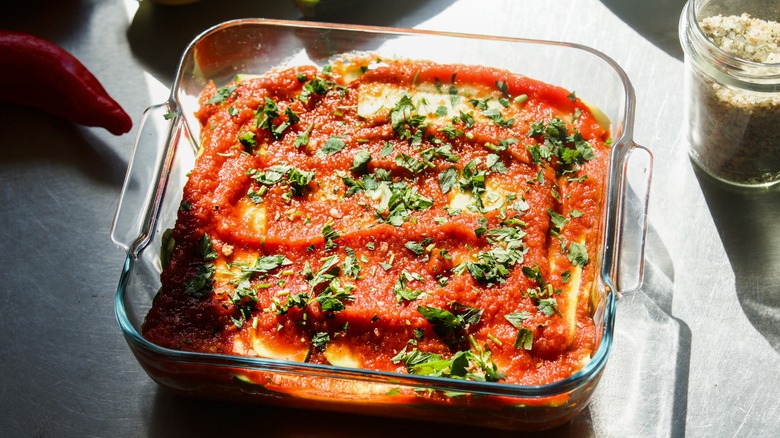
top-left (111, 19), bottom-right (652, 431)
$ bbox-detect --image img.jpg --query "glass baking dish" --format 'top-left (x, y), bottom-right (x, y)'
top-left (111, 19), bottom-right (652, 431)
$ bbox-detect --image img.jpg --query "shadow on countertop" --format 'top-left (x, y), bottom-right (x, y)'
top-left (0, 104), bottom-right (127, 187)
top-left (126, 0), bottom-right (455, 87)
top-left (694, 164), bottom-right (780, 354)
top-left (147, 388), bottom-right (598, 438)
top-left (599, 0), bottom-right (687, 61)
top-left (0, 0), bottom-right (94, 47)
top-left (634, 223), bottom-right (691, 437)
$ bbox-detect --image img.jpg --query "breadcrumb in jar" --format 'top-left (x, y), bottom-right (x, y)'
top-left (700, 13), bottom-right (780, 63)
top-left (685, 13), bottom-right (780, 185)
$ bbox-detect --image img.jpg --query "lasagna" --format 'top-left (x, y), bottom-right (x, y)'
top-left (143, 55), bottom-right (611, 387)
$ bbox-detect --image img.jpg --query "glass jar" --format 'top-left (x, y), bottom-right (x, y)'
top-left (680, 0), bottom-right (780, 187)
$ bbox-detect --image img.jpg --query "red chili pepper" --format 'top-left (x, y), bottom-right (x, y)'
top-left (0, 30), bottom-right (132, 135)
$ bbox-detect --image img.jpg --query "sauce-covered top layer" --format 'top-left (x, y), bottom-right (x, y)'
top-left (143, 55), bottom-right (611, 386)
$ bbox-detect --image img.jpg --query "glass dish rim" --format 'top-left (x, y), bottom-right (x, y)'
top-left (115, 18), bottom-right (639, 401)
top-left (169, 18), bottom-right (637, 144)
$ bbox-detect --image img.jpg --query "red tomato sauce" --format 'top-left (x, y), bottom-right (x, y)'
top-left (143, 56), bottom-right (611, 389)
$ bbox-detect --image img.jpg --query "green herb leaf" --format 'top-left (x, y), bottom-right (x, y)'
top-left (395, 153), bottom-right (427, 174)
top-left (422, 144), bottom-right (460, 163)
top-left (294, 122), bottom-right (314, 148)
top-left (319, 136), bottom-right (346, 156)
top-left (312, 332), bottom-right (330, 351)
top-left (207, 85), bottom-right (237, 105)
top-left (380, 142), bottom-right (394, 157)
top-left (249, 255), bottom-right (294, 275)
top-left (342, 247), bottom-right (361, 280)
top-left (458, 245), bottom-right (523, 286)
top-left (276, 292), bottom-right (309, 315)
top-left (567, 241), bottom-right (589, 267)
top-left (322, 220), bottom-right (340, 250)
top-left (306, 256), bottom-right (341, 288)
top-left (486, 153), bottom-right (507, 173)
top-left (392, 270), bottom-right (424, 302)
top-left (404, 238), bottom-right (432, 257)
top-left (515, 328), bottom-right (534, 350)
top-left (521, 264), bottom-right (545, 286)
top-left (351, 149), bottom-right (372, 174)
top-left (238, 132), bottom-right (257, 153)
top-left (417, 303), bottom-right (482, 347)
top-left (184, 264), bottom-right (215, 298)
top-left (198, 233), bottom-right (218, 261)
top-left (438, 167), bottom-right (458, 194)
top-left (537, 298), bottom-right (560, 317)
top-left (548, 209), bottom-right (569, 231)
top-left (377, 181), bottom-right (434, 227)
top-left (287, 167), bottom-right (315, 196)
top-left (474, 216), bottom-right (488, 239)
top-left (504, 312), bottom-right (532, 327)
top-left (315, 278), bottom-right (355, 313)
top-left (458, 110), bottom-right (475, 128)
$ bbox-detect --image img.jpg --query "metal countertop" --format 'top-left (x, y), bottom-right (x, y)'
top-left (1, 0), bottom-right (778, 436)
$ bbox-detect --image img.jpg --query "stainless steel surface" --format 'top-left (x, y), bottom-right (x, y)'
top-left (0, 0), bottom-right (777, 436)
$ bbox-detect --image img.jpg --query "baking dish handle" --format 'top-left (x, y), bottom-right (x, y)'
top-left (616, 142), bottom-right (653, 294)
top-left (111, 101), bottom-right (178, 254)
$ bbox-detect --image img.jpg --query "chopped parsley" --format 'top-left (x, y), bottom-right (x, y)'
top-left (375, 181), bottom-right (434, 227)
top-left (318, 136), bottom-right (347, 156)
top-left (380, 142), bottom-right (394, 157)
top-left (526, 117), bottom-right (595, 171)
top-left (305, 255), bottom-right (341, 289)
top-left (276, 292), bottom-right (310, 315)
top-left (483, 137), bottom-right (518, 153)
top-left (417, 302), bottom-right (482, 348)
top-left (451, 214), bottom-right (527, 286)
top-left (294, 122), bottom-right (314, 148)
top-left (299, 76), bottom-right (334, 103)
top-left (548, 209), bottom-right (569, 233)
top-left (198, 233), bottom-right (218, 261)
top-left (207, 84), bottom-right (237, 105)
top-left (438, 167), bottom-right (458, 194)
top-left (521, 264), bottom-right (561, 317)
top-left (483, 107), bottom-right (515, 128)
top-left (238, 132), bottom-right (257, 153)
top-left (342, 247), bottom-right (361, 280)
top-left (504, 311), bottom-right (532, 327)
top-left (315, 278), bottom-right (355, 313)
top-left (456, 245), bottom-right (524, 286)
top-left (515, 328), bottom-right (534, 350)
top-left (312, 332), bottom-right (330, 351)
top-left (458, 159), bottom-right (488, 210)
top-left (395, 153), bottom-right (428, 174)
top-left (389, 95), bottom-right (427, 141)
top-left (184, 263), bottom-right (215, 298)
top-left (567, 241), bottom-right (589, 267)
top-left (392, 270), bottom-right (424, 303)
top-left (404, 238), bottom-right (432, 256)
top-left (322, 220), bottom-right (340, 250)
top-left (391, 335), bottom-right (505, 382)
top-left (254, 97), bottom-right (280, 135)
top-left (421, 144), bottom-right (460, 163)
top-left (351, 149), bottom-right (372, 173)
top-left (247, 164), bottom-right (314, 198)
